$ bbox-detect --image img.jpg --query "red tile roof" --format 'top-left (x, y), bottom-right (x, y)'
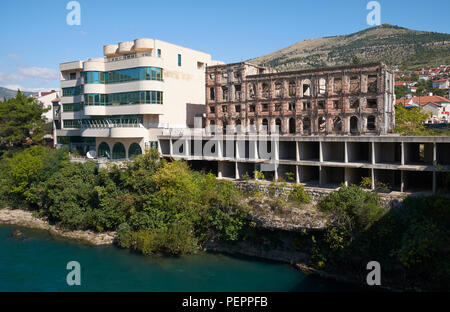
top-left (396, 96), bottom-right (450, 107)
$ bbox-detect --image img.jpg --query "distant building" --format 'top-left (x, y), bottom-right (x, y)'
top-left (432, 79), bottom-right (449, 89)
top-left (396, 95), bottom-right (450, 123)
top-left (31, 90), bottom-right (60, 122)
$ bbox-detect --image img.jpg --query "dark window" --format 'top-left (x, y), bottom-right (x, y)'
top-left (69, 72), bottom-right (76, 80)
top-left (177, 54), bottom-right (181, 66)
top-left (235, 105), bottom-right (241, 113)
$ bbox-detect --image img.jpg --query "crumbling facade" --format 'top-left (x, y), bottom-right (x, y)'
top-left (205, 62), bottom-right (395, 135)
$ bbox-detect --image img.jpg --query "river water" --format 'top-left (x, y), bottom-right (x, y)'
top-left (0, 225), bottom-right (360, 292)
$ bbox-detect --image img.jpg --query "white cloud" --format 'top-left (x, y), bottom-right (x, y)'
top-left (3, 84), bottom-right (24, 91)
top-left (0, 71), bottom-right (25, 83)
top-left (18, 67), bottom-right (58, 80)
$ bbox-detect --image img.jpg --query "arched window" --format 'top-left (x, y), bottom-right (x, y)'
top-left (318, 116), bottom-right (326, 133)
top-left (367, 115), bottom-right (376, 131)
top-left (302, 79), bottom-right (311, 96)
top-left (350, 116), bottom-right (359, 133)
top-left (275, 118), bottom-right (282, 133)
top-left (289, 118), bottom-right (296, 134)
top-left (319, 78), bottom-right (326, 95)
top-left (222, 120), bottom-right (228, 134)
top-left (128, 143), bottom-right (142, 159)
top-left (262, 83), bottom-right (269, 98)
top-left (303, 117), bottom-right (311, 133)
top-left (289, 81), bottom-right (296, 97)
top-left (112, 142), bottom-right (126, 160)
top-left (235, 119), bottom-right (242, 134)
top-left (261, 118), bottom-right (269, 133)
top-left (98, 142), bottom-right (110, 159)
top-left (248, 83), bottom-right (256, 99)
top-left (333, 117), bottom-right (343, 132)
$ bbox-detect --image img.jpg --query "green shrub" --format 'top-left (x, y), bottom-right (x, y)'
top-left (290, 184), bottom-right (311, 205)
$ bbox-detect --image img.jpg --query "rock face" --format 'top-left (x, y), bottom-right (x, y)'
top-left (0, 209), bottom-right (116, 246)
top-left (10, 229), bottom-right (24, 238)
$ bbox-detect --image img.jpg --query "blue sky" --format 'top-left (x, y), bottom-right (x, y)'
top-left (0, 0), bottom-right (449, 91)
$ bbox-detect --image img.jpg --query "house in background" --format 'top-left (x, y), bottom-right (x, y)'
top-left (396, 95), bottom-right (450, 123)
top-left (432, 79), bottom-right (449, 90)
top-left (31, 90), bottom-right (60, 123)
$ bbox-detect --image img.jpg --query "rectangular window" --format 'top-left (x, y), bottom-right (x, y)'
top-left (178, 54), bottom-right (181, 66)
top-left (157, 49), bottom-right (161, 57)
top-left (69, 72), bottom-right (76, 80)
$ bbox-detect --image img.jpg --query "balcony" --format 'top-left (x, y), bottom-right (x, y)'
top-left (84, 104), bottom-right (163, 116)
top-left (60, 61), bottom-right (83, 72)
top-left (80, 123), bottom-right (147, 138)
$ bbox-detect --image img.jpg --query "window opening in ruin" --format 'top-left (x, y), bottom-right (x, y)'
top-left (262, 83), bottom-right (269, 98)
top-left (350, 75), bottom-right (360, 94)
top-left (334, 78), bottom-right (342, 94)
top-left (367, 115), bottom-right (376, 131)
top-left (289, 81), bottom-right (296, 97)
top-left (222, 86), bottom-right (229, 101)
top-left (303, 117), bottom-right (311, 132)
top-left (350, 99), bottom-right (359, 109)
top-left (368, 75), bottom-right (378, 93)
top-left (261, 104), bottom-right (268, 112)
top-left (333, 117), bottom-right (343, 132)
top-left (210, 87), bottom-right (215, 100)
top-left (319, 78), bottom-right (326, 95)
top-left (235, 105), bottom-right (241, 113)
top-left (318, 100), bottom-right (325, 109)
top-left (288, 102), bottom-right (296, 111)
top-left (249, 84), bottom-right (256, 99)
top-left (275, 103), bottom-right (282, 112)
top-left (222, 105), bottom-right (227, 113)
top-left (209, 106), bottom-right (215, 113)
top-left (350, 116), bottom-right (359, 133)
top-left (367, 98), bottom-right (377, 108)
top-left (275, 82), bottom-right (282, 97)
top-left (249, 104), bottom-right (256, 112)
top-left (303, 101), bottom-right (311, 110)
top-left (234, 84), bottom-right (242, 100)
top-left (333, 100), bottom-right (341, 109)
top-left (303, 82), bottom-right (311, 96)
top-left (318, 117), bottom-right (326, 133)
top-left (289, 118), bottom-right (296, 134)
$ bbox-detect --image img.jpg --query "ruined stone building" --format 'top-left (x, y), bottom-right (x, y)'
top-left (205, 62), bottom-right (395, 136)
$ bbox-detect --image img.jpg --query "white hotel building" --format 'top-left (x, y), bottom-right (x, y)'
top-left (55, 38), bottom-right (221, 159)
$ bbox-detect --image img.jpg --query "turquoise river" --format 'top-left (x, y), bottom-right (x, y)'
top-left (0, 225), bottom-right (361, 292)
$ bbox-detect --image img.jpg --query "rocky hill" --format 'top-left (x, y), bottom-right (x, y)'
top-left (0, 87), bottom-right (34, 100)
top-left (250, 24), bottom-right (450, 71)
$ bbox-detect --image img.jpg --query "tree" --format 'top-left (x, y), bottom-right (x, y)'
top-left (0, 91), bottom-right (50, 152)
top-left (394, 104), bottom-right (430, 135)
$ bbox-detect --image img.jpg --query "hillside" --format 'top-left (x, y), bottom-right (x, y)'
top-left (0, 87), bottom-right (34, 100)
top-left (250, 24), bottom-right (450, 71)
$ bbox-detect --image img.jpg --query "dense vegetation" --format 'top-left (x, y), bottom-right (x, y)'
top-left (310, 185), bottom-right (450, 290)
top-left (394, 104), bottom-right (450, 136)
top-left (0, 145), bottom-right (251, 255)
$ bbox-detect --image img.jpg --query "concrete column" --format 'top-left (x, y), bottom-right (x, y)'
top-left (344, 167), bottom-right (349, 186)
top-left (371, 168), bottom-right (375, 190)
top-left (184, 139), bottom-right (189, 157)
top-left (401, 142), bottom-right (405, 166)
top-left (218, 162), bottom-right (223, 179)
top-left (235, 140), bottom-right (240, 160)
top-left (296, 165), bottom-right (300, 184)
top-left (319, 166), bottom-right (323, 187)
top-left (218, 140), bottom-right (223, 158)
top-left (254, 163), bottom-right (258, 181)
top-left (344, 141), bottom-right (348, 163)
top-left (400, 170), bottom-right (405, 193)
top-left (296, 141), bottom-right (300, 162)
top-left (432, 171), bottom-right (437, 194)
top-left (319, 141), bottom-right (323, 163)
top-left (169, 139), bottom-right (173, 157)
top-left (235, 162), bottom-right (239, 180)
top-left (274, 166), bottom-right (279, 182)
top-left (433, 142), bottom-right (437, 163)
top-left (371, 141), bottom-right (376, 164)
